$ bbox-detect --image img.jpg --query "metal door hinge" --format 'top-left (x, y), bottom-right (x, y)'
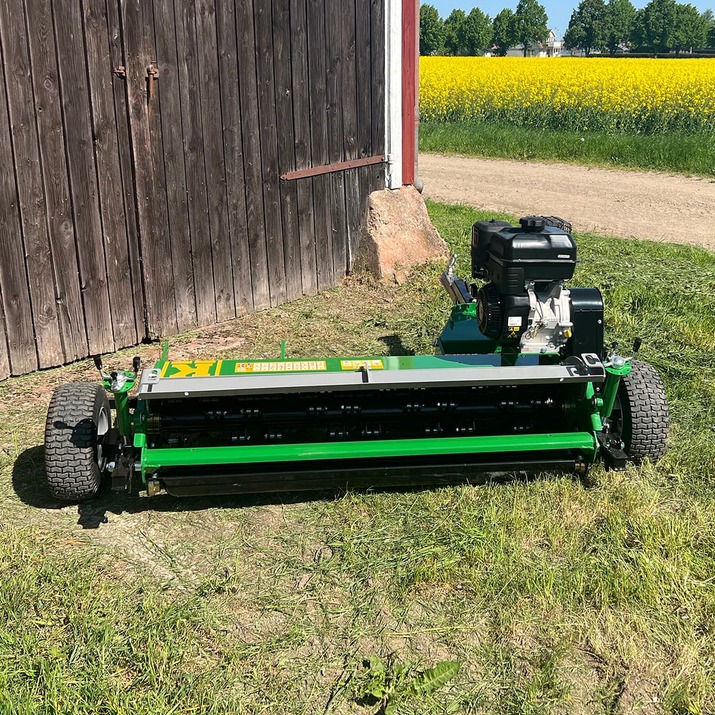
top-left (280, 154), bottom-right (385, 181)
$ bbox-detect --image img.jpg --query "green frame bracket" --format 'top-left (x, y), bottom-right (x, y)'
top-left (103, 371), bottom-right (136, 438)
top-left (600, 359), bottom-right (632, 421)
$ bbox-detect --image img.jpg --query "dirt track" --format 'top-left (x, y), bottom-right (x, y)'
top-left (420, 153), bottom-right (715, 251)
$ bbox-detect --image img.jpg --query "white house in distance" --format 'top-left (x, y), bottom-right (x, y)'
top-left (506, 30), bottom-right (563, 57)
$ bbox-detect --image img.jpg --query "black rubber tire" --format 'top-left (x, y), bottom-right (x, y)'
top-left (617, 360), bottom-right (669, 463)
top-left (44, 382), bottom-right (110, 501)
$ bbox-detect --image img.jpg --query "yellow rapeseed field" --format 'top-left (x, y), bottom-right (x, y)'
top-left (420, 57), bottom-right (715, 133)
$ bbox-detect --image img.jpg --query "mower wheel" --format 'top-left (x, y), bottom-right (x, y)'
top-left (45, 382), bottom-right (111, 501)
top-left (616, 360), bottom-right (669, 463)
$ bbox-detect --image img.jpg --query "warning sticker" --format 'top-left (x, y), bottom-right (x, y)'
top-left (164, 361), bottom-right (222, 378)
top-left (234, 361), bottom-right (327, 373)
top-left (507, 316), bottom-right (523, 327)
top-left (340, 359), bottom-right (385, 371)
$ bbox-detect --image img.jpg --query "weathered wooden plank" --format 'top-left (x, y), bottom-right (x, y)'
top-left (174, 0), bottom-right (216, 326)
top-left (370, 0), bottom-right (387, 191)
top-left (52, 0), bottom-right (118, 354)
top-left (325, 0), bottom-right (348, 280)
top-left (272, 0), bottom-right (302, 301)
top-left (196, 0), bottom-right (235, 321)
top-left (344, 165), bottom-right (362, 270)
top-left (82, 0), bottom-right (139, 347)
top-left (340, 0), bottom-right (362, 269)
top-left (121, 0), bottom-right (178, 338)
top-left (306, 0), bottom-right (332, 290)
top-left (370, 0), bottom-right (386, 155)
top-left (355, 0), bottom-right (374, 257)
top-left (137, 0), bottom-right (178, 337)
top-left (327, 186), bottom-right (347, 287)
top-left (355, 0), bottom-right (372, 160)
top-left (288, 0), bottom-right (317, 296)
top-left (151, 0), bottom-right (197, 331)
top-left (24, 0), bottom-right (88, 362)
top-left (215, 0), bottom-right (253, 314)
top-left (357, 0), bottom-right (378, 204)
top-left (310, 186), bottom-right (332, 293)
top-left (105, 0), bottom-right (146, 339)
top-left (340, 0), bottom-right (359, 165)
top-left (0, 300), bottom-right (9, 380)
top-left (0, 45), bottom-right (36, 374)
top-left (311, 183), bottom-right (333, 291)
top-left (235, 0), bottom-right (270, 310)
top-left (255, 0), bottom-right (286, 306)
top-left (0, 0), bottom-right (64, 366)
top-left (295, 181), bottom-right (317, 294)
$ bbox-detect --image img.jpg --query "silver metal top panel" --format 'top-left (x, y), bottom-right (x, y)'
top-left (137, 361), bottom-right (604, 400)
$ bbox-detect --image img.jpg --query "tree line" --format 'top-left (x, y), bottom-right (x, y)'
top-left (565, 0), bottom-right (714, 54)
top-left (420, 0), bottom-right (715, 56)
top-left (420, 0), bottom-right (549, 56)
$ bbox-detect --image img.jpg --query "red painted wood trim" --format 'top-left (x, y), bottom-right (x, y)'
top-left (401, 0), bottom-right (418, 185)
top-left (280, 154), bottom-right (385, 181)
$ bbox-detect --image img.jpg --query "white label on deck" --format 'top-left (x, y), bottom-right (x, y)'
top-left (235, 361), bottom-right (327, 373)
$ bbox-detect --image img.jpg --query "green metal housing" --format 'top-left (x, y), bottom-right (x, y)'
top-left (103, 317), bottom-right (630, 495)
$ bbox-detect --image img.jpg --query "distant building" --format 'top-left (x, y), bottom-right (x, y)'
top-left (507, 29), bottom-right (562, 57)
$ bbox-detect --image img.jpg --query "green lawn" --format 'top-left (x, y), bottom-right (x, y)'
top-left (420, 122), bottom-right (715, 177)
top-left (1, 202), bottom-right (714, 714)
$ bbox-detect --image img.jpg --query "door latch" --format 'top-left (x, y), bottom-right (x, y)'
top-left (146, 64), bottom-right (159, 101)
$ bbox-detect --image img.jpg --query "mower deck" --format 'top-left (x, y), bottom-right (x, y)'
top-left (132, 354), bottom-right (606, 494)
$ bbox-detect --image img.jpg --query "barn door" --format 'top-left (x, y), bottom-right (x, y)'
top-left (0, 0), bottom-right (385, 378)
top-left (118, 0), bottom-right (255, 338)
top-left (117, 0), bottom-right (386, 339)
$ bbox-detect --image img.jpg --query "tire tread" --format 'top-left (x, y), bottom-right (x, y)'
top-left (44, 382), bottom-right (108, 501)
top-left (619, 360), bottom-right (669, 463)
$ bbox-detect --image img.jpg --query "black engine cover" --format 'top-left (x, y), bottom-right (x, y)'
top-left (475, 216), bottom-right (578, 294)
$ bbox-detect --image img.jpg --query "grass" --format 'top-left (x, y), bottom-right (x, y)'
top-left (420, 121), bottom-right (715, 177)
top-left (1, 202), bottom-right (714, 713)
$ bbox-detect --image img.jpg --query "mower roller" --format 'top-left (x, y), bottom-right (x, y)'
top-left (44, 216), bottom-right (669, 501)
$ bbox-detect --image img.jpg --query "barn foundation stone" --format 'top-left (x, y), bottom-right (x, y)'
top-left (353, 186), bottom-right (448, 283)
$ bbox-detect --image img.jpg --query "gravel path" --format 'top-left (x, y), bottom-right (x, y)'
top-left (420, 153), bottom-right (715, 251)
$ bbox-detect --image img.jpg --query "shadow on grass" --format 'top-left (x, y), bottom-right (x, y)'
top-left (378, 334), bottom-right (415, 356)
top-left (13, 446), bottom-right (582, 531)
top-left (12, 445), bottom-right (339, 529)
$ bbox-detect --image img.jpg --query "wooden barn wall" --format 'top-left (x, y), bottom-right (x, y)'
top-left (0, 0), bottom-right (386, 379)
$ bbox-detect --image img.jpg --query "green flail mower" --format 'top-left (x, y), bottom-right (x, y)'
top-left (44, 216), bottom-right (669, 501)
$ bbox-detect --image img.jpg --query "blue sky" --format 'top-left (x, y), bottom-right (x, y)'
top-left (428, 0), bottom-right (714, 40)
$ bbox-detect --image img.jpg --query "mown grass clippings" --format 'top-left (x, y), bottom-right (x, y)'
top-left (0, 202), bottom-right (713, 713)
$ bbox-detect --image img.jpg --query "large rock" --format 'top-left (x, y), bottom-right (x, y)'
top-left (354, 186), bottom-right (448, 282)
